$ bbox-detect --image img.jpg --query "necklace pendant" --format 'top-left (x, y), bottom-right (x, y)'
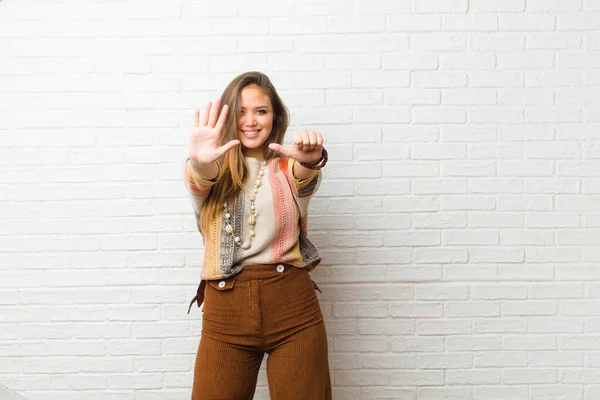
top-left (222, 160), bottom-right (268, 251)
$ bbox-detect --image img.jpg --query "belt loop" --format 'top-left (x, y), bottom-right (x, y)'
top-left (311, 279), bottom-right (322, 293)
top-left (187, 295), bottom-right (198, 314)
top-left (187, 280), bottom-right (206, 314)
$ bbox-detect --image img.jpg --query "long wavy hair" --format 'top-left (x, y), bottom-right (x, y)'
top-left (199, 71), bottom-right (290, 236)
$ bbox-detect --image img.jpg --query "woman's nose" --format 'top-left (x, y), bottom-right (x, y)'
top-left (245, 114), bottom-right (256, 126)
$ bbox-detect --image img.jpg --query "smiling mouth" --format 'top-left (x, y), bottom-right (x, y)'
top-left (241, 129), bottom-right (261, 138)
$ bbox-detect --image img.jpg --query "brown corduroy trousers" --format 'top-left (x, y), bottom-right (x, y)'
top-left (191, 264), bottom-right (332, 400)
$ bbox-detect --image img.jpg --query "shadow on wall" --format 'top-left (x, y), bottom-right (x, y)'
top-left (0, 384), bottom-right (28, 400)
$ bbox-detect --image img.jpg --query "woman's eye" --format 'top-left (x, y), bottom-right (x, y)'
top-left (258, 110), bottom-right (266, 114)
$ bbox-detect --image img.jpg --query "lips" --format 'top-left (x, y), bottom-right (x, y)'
top-left (241, 129), bottom-right (261, 139)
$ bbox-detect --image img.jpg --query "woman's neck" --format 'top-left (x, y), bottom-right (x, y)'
top-left (243, 146), bottom-right (265, 161)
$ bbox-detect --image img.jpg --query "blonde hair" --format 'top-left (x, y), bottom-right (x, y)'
top-left (200, 71), bottom-right (289, 236)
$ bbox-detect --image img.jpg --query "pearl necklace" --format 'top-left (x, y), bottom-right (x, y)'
top-left (223, 160), bottom-right (267, 250)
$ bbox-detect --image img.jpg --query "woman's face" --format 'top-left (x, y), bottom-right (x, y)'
top-left (237, 84), bottom-right (274, 151)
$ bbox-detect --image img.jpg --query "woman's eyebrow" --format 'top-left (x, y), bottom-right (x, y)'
top-left (240, 105), bottom-right (270, 110)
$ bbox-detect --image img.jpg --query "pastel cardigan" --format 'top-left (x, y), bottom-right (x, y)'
top-left (185, 157), bottom-right (323, 278)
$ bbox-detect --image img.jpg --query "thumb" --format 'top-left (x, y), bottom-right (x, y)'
top-left (215, 139), bottom-right (240, 158)
top-left (268, 143), bottom-right (294, 158)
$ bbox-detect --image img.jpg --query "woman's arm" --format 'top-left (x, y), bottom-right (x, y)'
top-left (268, 129), bottom-right (326, 181)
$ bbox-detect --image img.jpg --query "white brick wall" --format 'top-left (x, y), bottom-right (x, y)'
top-left (1, 0), bottom-right (600, 399)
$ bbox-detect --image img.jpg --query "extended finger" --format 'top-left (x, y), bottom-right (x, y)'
top-left (208, 98), bottom-right (220, 128)
top-left (268, 143), bottom-right (294, 158)
top-left (215, 139), bottom-right (240, 157)
top-left (200, 101), bottom-right (211, 127)
top-left (214, 104), bottom-right (229, 134)
top-left (194, 109), bottom-right (200, 128)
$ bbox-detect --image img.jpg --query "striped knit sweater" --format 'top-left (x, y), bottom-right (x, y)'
top-left (184, 156), bottom-right (323, 281)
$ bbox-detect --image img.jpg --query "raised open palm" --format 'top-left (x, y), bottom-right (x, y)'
top-left (189, 99), bottom-right (240, 169)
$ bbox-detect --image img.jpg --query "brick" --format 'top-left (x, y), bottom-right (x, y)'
top-left (414, 248), bottom-right (468, 263)
top-left (413, 34), bottom-right (467, 51)
top-left (502, 301), bottom-right (557, 316)
top-left (524, 179), bottom-right (581, 195)
top-left (558, 12), bottom-right (600, 30)
top-left (530, 283), bottom-right (584, 299)
top-left (530, 351), bottom-right (584, 366)
top-left (447, 336), bottom-right (502, 351)
top-left (470, 33), bottom-right (526, 51)
top-left (498, 265), bottom-right (554, 281)
top-left (296, 0), bottom-right (355, 16)
top-left (443, 15), bottom-right (499, 31)
top-left (335, 370), bottom-right (390, 386)
top-left (473, 387), bottom-right (528, 400)
top-left (390, 336), bottom-right (444, 352)
top-left (389, 370), bottom-right (444, 386)
top-left (387, 15), bottom-right (442, 32)
top-left (415, 284), bottom-right (469, 300)
top-left (474, 318), bottom-right (527, 333)
top-left (390, 302), bottom-right (444, 317)
top-left (417, 319), bottom-right (471, 335)
top-left (471, 284), bottom-right (527, 300)
top-left (446, 369), bottom-right (501, 384)
top-left (470, 0), bottom-right (526, 12)
top-left (531, 386), bottom-right (584, 400)
top-left (417, 388), bottom-right (471, 400)
top-left (499, 14), bottom-right (556, 30)
top-left (443, 265), bottom-right (499, 281)
top-left (442, 196), bottom-right (496, 210)
top-left (358, 319), bottom-right (414, 335)
top-left (328, 16), bottom-right (386, 33)
top-left (358, 0), bottom-right (409, 14)
top-left (335, 337), bottom-right (389, 353)
top-left (504, 335), bottom-right (557, 350)
top-left (527, 33), bottom-right (583, 49)
top-left (447, 301), bottom-right (501, 317)
top-left (499, 88), bottom-right (554, 104)
top-left (386, 231), bottom-right (440, 246)
top-left (473, 352), bottom-right (528, 367)
top-left (503, 369), bottom-right (557, 384)
top-left (443, 230), bottom-right (499, 245)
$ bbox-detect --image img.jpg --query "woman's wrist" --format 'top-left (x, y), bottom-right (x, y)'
top-left (299, 148), bottom-right (328, 170)
top-left (188, 158), bottom-right (221, 181)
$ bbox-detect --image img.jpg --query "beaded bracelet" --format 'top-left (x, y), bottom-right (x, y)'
top-left (299, 148), bottom-right (328, 170)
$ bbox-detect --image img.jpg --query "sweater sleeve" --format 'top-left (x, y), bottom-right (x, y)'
top-left (183, 158), bottom-right (216, 218)
top-left (285, 158), bottom-right (322, 235)
top-left (287, 158), bottom-right (322, 199)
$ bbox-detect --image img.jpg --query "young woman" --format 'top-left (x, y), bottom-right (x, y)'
top-left (184, 71), bottom-right (331, 400)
